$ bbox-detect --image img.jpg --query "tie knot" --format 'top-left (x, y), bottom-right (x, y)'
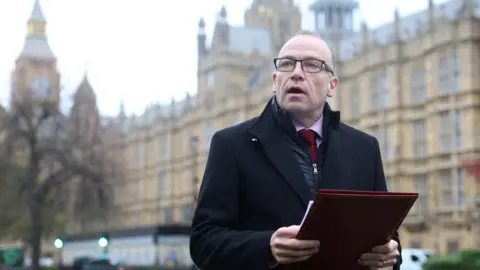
top-left (297, 129), bottom-right (317, 146)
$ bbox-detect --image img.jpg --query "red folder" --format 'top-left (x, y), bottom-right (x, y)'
top-left (288, 189), bottom-right (418, 270)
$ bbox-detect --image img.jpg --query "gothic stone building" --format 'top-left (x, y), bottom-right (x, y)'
top-left (65, 0), bottom-right (480, 255)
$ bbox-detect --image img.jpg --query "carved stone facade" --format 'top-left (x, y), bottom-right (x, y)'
top-left (334, 1), bottom-right (480, 254)
top-left (5, 0), bottom-right (474, 255)
top-left (101, 0), bottom-right (480, 254)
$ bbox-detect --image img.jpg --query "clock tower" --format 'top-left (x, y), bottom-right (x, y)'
top-left (11, 0), bottom-right (60, 109)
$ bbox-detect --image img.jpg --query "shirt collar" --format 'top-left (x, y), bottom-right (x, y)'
top-left (293, 116), bottom-right (323, 138)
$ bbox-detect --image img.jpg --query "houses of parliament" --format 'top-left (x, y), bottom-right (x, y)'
top-left (2, 0), bottom-right (480, 257)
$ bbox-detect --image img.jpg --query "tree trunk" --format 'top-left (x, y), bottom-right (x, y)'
top-left (30, 202), bottom-right (43, 270)
top-left (21, 239), bottom-right (29, 266)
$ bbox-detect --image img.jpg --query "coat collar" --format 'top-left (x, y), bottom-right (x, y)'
top-left (248, 96), bottom-right (340, 140)
top-left (247, 96), bottom-right (341, 207)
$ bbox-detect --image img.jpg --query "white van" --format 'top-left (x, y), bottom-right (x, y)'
top-left (400, 248), bottom-right (435, 270)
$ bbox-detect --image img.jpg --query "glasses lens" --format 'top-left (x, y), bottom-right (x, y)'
top-left (276, 59), bottom-right (295, 71)
top-left (302, 60), bottom-right (323, 73)
top-left (275, 58), bottom-right (326, 73)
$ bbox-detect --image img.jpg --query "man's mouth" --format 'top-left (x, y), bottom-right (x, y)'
top-left (286, 87), bottom-right (306, 95)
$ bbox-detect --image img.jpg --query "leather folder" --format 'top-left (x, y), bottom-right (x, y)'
top-left (288, 189), bottom-right (418, 270)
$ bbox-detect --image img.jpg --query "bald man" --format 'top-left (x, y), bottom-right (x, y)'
top-left (189, 31), bottom-right (402, 270)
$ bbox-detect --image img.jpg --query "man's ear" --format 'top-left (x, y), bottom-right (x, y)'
top-left (327, 77), bottom-right (339, 97)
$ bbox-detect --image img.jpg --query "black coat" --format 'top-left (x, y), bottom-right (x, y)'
top-left (190, 99), bottom-right (402, 270)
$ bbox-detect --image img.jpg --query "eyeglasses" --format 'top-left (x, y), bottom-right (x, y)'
top-left (273, 57), bottom-right (334, 75)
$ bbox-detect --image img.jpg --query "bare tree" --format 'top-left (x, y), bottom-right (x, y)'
top-left (0, 158), bottom-right (29, 239)
top-left (0, 92), bottom-right (118, 270)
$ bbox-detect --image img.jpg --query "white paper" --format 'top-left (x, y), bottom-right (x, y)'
top-left (300, 200), bottom-right (314, 226)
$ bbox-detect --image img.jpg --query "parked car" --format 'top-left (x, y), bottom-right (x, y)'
top-left (114, 258), bottom-right (130, 270)
top-left (401, 248), bottom-right (435, 270)
top-left (83, 258), bottom-right (116, 270)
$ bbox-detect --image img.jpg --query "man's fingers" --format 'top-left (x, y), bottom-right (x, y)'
top-left (274, 246), bottom-right (319, 258)
top-left (360, 253), bottom-right (398, 263)
top-left (359, 256), bottom-right (397, 268)
top-left (271, 229), bottom-right (319, 251)
top-left (371, 240), bottom-right (398, 254)
top-left (360, 248), bottom-right (399, 262)
top-left (271, 225), bottom-right (320, 265)
top-left (275, 225), bottom-right (301, 237)
top-left (360, 258), bottom-right (397, 268)
top-left (274, 238), bottom-right (319, 250)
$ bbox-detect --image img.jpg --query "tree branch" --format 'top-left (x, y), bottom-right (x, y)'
top-left (0, 91), bottom-right (120, 252)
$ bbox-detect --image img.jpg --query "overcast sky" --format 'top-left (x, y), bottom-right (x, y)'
top-left (0, 0), bottom-right (448, 116)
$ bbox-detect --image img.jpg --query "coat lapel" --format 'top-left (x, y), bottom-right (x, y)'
top-left (319, 128), bottom-right (343, 189)
top-left (319, 104), bottom-right (343, 189)
top-left (248, 100), bottom-right (311, 207)
top-left (258, 132), bottom-right (311, 207)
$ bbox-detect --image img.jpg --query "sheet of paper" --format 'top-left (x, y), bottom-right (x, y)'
top-left (300, 200), bottom-right (314, 226)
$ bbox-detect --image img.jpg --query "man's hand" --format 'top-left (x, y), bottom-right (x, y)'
top-left (270, 225), bottom-right (320, 264)
top-left (358, 239), bottom-right (399, 269)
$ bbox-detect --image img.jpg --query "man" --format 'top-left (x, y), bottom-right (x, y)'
top-left (190, 31), bottom-right (402, 270)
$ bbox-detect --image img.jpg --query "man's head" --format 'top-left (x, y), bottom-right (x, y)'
top-left (272, 30), bottom-right (338, 121)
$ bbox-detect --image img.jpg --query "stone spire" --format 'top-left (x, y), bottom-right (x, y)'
top-left (17, 0), bottom-right (55, 60)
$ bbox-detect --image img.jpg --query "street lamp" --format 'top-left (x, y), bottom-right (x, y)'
top-left (190, 135), bottom-right (200, 203)
top-left (53, 238), bottom-right (63, 268)
top-left (98, 237), bottom-right (108, 248)
top-left (98, 235), bottom-right (109, 256)
top-left (54, 238), bottom-right (63, 249)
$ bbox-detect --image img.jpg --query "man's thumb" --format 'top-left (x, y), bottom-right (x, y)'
top-left (276, 225), bottom-right (301, 236)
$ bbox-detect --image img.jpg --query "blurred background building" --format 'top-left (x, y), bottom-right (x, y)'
top-left (1, 0), bottom-right (479, 266)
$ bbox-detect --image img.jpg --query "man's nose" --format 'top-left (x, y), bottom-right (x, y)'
top-left (291, 62), bottom-right (304, 81)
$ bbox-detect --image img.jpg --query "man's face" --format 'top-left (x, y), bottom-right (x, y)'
top-left (272, 35), bottom-right (338, 117)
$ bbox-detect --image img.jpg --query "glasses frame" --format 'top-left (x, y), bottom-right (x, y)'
top-left (273, 57), bottom-right (334, 75)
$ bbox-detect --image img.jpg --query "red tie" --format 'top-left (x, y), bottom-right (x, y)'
top-left (298, 129), bottom-right (317, 162)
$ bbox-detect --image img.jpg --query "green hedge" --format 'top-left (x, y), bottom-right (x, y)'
top-left (423, 249), bottom-right (480, 270)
